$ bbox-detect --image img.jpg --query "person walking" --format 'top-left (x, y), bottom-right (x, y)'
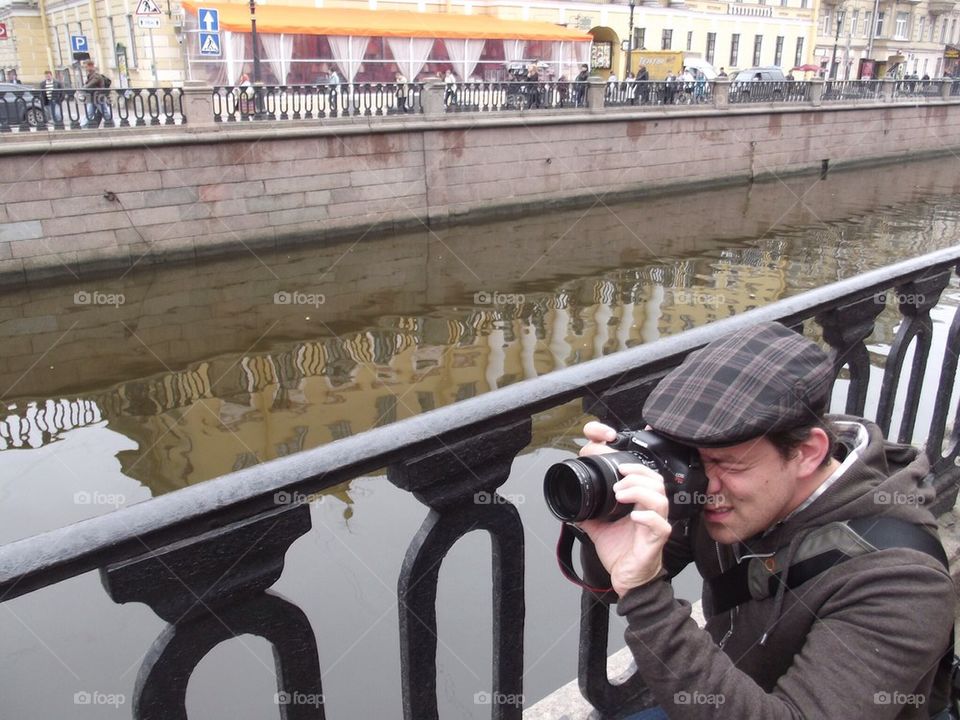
top-left (41, 70), bottom-right (63, 125)
top-left (82, 60), bottom-right (111, 128)
top-left (443, 69), bottom-right (457, 107)
top-left (574, 63), bottom-right (589, 107)
top-left (394, 71), bottom-right (408, 113)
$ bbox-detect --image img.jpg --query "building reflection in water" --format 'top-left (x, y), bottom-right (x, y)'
top-left (1, 158), bottom-right (959, 498)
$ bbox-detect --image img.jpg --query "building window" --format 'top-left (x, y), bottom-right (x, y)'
top-left (687, 30), bottom-right (693, 51)
top-left (865, 11), bottom-right (873, 38)
top-left (875, 11), bottom-right (885, 38)
top-left (821, 9), bottom-right (833, 35)
top-left (941, 17), bottom-right (949, 42)
top-left (662, 29), bottom-right (673, 50)
top-left (730, 33), bottom-right (740, 66)
top-left (895, 12), bottom-right (908, 39)
top-left (753, 35), bottom-right (763, 65)
top-left (781, 0), bottom-right (788, 7)
top-left (952, 18), bottom-right (958, 43)
top-left (918, 16), bottom-right (925, 41)
top-left (931, 16), bottom-right (937, 41)
top-left (635, 27), bottom-right (645, 49)
top-left (126, 15), bottom-right (139, 69)
top-left (851, 9), bottom-right (860, 36)
top-left (774, 36), bottom-right (784, 66)
top-left (794, 37), bottom-right (804, 67)
top-left (706, 32), bottom-right (716, 64)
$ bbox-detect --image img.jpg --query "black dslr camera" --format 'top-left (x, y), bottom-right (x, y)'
top-left (543, 430), bottom-right (707, 522)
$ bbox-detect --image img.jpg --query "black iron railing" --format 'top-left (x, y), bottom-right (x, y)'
top-left (1, 247), bottom-right (959, 719)
top-left (605, 80), bottom-right (715, 107)
top-left (445, 81), bottom-right (579, 111)
top-left (0, 88), bottom-right (184, 132)
top-left (728, 80), bottom-right (812, 104)
top-left (212, 83), bottom-right (425, 121)
top-left (822, 79), bottom-right (885, 102)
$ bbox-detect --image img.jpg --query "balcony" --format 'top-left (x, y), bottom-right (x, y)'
top-left (928, 0), bottom-right (956, 14)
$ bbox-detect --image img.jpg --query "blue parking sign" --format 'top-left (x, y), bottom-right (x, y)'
top-left (71, 35), bottom-right (88, 53)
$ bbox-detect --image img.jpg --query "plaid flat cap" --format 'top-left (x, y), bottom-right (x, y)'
top-left (642, 322), bottom-right (834, 447)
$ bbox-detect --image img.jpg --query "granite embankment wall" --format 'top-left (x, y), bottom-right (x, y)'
top-left (1, 100), bottom-right (959, 285)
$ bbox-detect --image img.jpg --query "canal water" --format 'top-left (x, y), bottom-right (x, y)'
top-left (2, 156), bottom-right (960, 719)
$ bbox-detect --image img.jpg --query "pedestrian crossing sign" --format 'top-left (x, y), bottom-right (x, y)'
top-left (135, 0), bottom-right (162, 14)
top-left (199, 32), bottom-right (221, 56)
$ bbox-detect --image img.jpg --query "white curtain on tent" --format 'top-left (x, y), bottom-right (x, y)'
top-left (551, 40), bottom-right (591, 80)
top-left (329, 35), bottom-right (370, 82)
top-left (386, 37), bottom-right (435, 80)
top-left (502, 39), bottom-right (526, 67)
top-left (261, 33), bottom-right (294, 84)
top-left (223, 31), bottom-right (248, 86)
top-left (444, 38), bottom-right (485, 81)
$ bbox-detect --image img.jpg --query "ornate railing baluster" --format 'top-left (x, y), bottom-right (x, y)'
top-left (876, 270), bottom-right (951, 440)
top-left (101, 504), bottom-right (322, 720)
top-left (817, 296), bottom-right (885, 415)
top-left (388, 418), bottom-right (531, 720)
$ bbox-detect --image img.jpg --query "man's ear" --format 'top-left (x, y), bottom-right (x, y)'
top-left (795, 427), bottom-right (831, 476)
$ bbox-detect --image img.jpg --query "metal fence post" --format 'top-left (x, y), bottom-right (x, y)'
top-left (940, 79), bottom-right (953, 100)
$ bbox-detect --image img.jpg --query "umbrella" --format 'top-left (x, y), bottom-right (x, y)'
top-left (792, 64), bottom-right (822, 73)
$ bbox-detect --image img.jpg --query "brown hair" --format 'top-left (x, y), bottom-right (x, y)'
top-left (767, 417), bottom-right (836, 469)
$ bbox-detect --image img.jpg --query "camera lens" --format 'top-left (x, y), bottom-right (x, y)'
top-left (544, 460), bottom-right (596, 521)
top-left (543, 452), bottom-right (635, 522)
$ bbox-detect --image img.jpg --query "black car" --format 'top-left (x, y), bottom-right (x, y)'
top-left (0, 84), bottom-right (46, 128)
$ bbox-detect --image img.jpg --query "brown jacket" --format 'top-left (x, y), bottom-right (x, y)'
top-left (618, 417), bottom-right (955, 719)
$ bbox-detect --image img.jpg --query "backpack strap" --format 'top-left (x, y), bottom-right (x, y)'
top-left (708, 517), bottom-right (947, 615)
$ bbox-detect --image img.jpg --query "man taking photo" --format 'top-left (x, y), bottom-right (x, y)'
top-left (578, 321), bottom-right (955, 719)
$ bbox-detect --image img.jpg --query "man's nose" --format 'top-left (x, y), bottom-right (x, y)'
top-left (706, 469), bottom-right (724, 496)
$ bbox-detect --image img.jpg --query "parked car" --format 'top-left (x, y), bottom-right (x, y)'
top-left (728, 67), bottom-right (789, 102)
top-left (0, 84), bottom-right (46, 128)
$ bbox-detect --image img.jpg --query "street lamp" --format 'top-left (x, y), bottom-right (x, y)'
top-left (249, 0), bottom-right (263, 118)
top-left (829, 8), bottom-right (845, 79)
top-left (625, 0), bottom-right (636, 78)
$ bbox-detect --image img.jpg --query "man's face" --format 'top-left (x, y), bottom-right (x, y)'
top-left (696, 437), bottom-right (799, 545)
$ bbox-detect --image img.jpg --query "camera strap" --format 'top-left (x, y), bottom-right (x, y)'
top-left (556, 523), bottom-right (619, 603)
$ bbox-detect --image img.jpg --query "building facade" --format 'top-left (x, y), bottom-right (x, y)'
top-left (812, 0), bottom-right (960, 78)
top-left (0, 0), bottom-right (958, 85)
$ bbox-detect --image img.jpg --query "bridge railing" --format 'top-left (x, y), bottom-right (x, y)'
top-left (1, 247), bottom-right (959, 718)
top-left (3, 79), bottom-right (960, 132)
top-left (0, 87), bottom-right (184, 132)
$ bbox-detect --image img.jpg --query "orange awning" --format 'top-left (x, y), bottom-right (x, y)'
top-left (181, 1), bottom-right (591, 41)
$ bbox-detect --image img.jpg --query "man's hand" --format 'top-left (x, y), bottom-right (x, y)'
top-left (577, 422), bottom-right (673, 597)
